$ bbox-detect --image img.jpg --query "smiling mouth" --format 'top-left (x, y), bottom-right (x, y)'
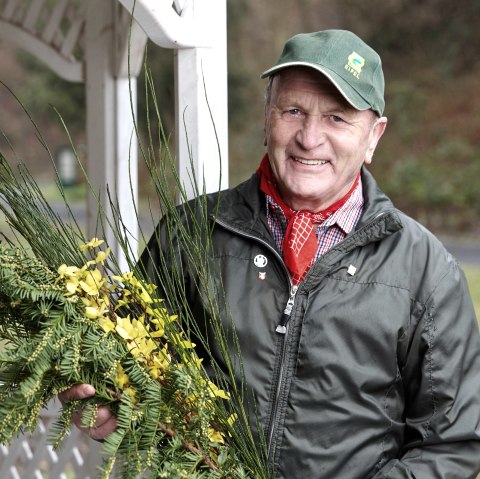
top-left (293, 157), bottom-right (329, 166)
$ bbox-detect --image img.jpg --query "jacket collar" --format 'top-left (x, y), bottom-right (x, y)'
top-left (213, 166), bottom-right (402, 247)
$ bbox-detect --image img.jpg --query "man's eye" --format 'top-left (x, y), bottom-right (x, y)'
top-left (280, 108), bottom-right (303, 121)
top-left (287, 108), bottom-right (302, 116)
top-left (331, 115), bottom-right (344, 123)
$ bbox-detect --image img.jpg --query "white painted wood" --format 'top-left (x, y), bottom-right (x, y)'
top-left (85, 0), bottom-right (119, 259)
top-left (23, 0), bottom-right (44, 32)
top-left (42, 0), bottom-right (69, 43)
top-left (115, 76), bottom-right (139, 268)
top-left (60, 16), bottom-right (84, 58)
top-left (0, 0), bottom-right (228, 248)
top-left (0, 0), bottom-right (228, 476)
top-left (175, 46), bottom-right (228, 198)
top-left (0, 19), bottom-right (84, 81)
top-left (173, 0), bottom-right (188, 14)
top-left (119, 0), bottom-right (229, 198)
top-left (85, 0), bottom-right (143, 270)
top-left (117, 0), bottom-right (201, 48)
top-left (0, 0), bottom-right (85, 82)
top-left (174, 0), bottom-right (228, 198)
top-left (115, 4), bottom-right (148, 78)
top-left (2, 0), bottom-right (18, 21)
top-left (0, 400), bottom-right (104, 478)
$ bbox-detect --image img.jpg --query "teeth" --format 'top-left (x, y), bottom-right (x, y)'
top-left (294, 158), bottom-right (328, 166)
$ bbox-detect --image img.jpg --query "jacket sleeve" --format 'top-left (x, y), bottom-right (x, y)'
top-left (372, 262), bottom-right (480, 479)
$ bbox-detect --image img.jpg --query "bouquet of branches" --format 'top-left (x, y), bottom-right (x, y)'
top-left (0, 71), bottom-right (270, 479)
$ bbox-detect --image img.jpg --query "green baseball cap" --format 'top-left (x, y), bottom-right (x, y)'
top-left (261, 29), bottom-right (385, 116)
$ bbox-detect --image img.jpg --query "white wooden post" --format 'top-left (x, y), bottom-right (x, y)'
top-left (117, 0), bottom-right (229, 198)
top-left (174, 0), bottom-right (229, 198)
top-left (85, 0), bottom-right (145, 270)
top-left (85, 0), bottom-right (117, 260)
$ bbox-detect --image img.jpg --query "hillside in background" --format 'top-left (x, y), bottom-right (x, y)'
top-left (0, 0), bottom-right (479, 237)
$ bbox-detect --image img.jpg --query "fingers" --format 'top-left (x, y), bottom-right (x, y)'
top-left (58, 384), bottom-right (96, 403)
top-left (86, 407), bottom-right (118, 440)
top-left (72, 406), bottom-right (118, 441)
top-left (58, 384), bottom-right (117, 440)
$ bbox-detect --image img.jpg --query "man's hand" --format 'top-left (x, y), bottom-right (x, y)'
top-left (58, 384), bottom-right (118, 441)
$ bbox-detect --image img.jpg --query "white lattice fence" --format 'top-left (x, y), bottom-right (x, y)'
top-left (0, 400), bottom-right (107, 479)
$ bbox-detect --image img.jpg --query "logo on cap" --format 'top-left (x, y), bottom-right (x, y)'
top-left (345, 52), bottom-right (365, 79)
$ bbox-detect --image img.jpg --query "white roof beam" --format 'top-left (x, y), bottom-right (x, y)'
top-left (117, 0), bottom-right (205, 49)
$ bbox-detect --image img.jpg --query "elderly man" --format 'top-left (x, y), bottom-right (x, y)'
top-left (62, 30), bottom-right (480, 478)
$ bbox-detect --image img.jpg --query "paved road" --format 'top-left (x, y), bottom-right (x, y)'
top-left (4, 199), bottom-right (479, 266)
top-left (443, 241), bottom-right (480, 266)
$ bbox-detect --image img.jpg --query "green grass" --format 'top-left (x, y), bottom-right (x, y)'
top-left (463, 265), bottom-right (480, 323)
top-left (38, 179), bottom-right (87, 202)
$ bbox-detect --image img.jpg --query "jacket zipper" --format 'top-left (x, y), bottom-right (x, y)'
top-left (213, 218), bottom-right (297, 459)
top-left (266, 283), bottom-right (299, 461)
top-left (276, 285), bottom-right (298, 334)
top-left (214, 210), bottom-right (395, 464)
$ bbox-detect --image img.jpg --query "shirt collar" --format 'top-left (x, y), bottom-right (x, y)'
top-left (266, 177), bottom-right (364, 235)
top-left (321, 178), bottom-right (364, 234)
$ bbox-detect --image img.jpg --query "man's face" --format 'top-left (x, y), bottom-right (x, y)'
top-left (264, 67), bottom-right (387, 211)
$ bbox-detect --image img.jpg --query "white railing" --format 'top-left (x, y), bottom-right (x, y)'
top-left (0, 400), bottom-right (107, 479)
top-left (0, 0), bottom-right (85, 82)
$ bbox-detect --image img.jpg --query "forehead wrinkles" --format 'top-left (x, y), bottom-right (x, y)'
top-left (271, 70), bottom-right (352, 112)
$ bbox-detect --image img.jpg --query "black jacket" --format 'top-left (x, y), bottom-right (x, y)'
top-left (142, 167), bottom-right (480, 478)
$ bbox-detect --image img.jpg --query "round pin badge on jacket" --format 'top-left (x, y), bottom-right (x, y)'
top-left (254, 254), bottom-right (268, 280)
top-left (254, 254), bottom-right (268, 268)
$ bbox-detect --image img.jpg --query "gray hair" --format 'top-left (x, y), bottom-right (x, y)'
top-left (264, 75), bottom-right (274, 113)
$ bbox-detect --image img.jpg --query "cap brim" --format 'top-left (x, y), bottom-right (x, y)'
top-left (261, 62), bottom-right (371, 112)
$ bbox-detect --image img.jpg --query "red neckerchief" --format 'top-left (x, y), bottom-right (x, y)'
top-left (257, 154), bottom-right (360, 284)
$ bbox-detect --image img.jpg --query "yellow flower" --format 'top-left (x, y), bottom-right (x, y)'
top-left (85, 306), bottom-right (100, 319)
top-left (79, 238), bottom-right (104, 250)
top-left (148, 351), bottom-right (170, 379)
top-left (94, 248), bottom-right (110, 265)
top-left (128, 337), bottom-right (157, 360)
top-left (99, 316), bottom-right (116, 333)
top-left (65, 277), bottom-right (80, 295)
top-left (57, 264), bottom-right (80, 277)
top-left (124, 386), bottom-right (136, 404)
top-left (139, 286), bottom-right (153, 304)
top-left (227, 413), bottom-right (237, 426)
top-left (208, 427), bottom-right (224, 444)
top-left (149, 329), bottom-right (164, 338)
top-left (115, 364), bottom-right (130, 389)
top-left (79, 268), bottom-right (105, 296)
top-left (207, 381), bottom-right (230, 400)
top-left (116, 316), bottom-right (148, 341)
top-left (148, 310), bottom-right (167, 334)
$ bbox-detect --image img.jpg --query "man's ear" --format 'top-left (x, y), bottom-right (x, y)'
top-left (365, 116), bottom-right (387, 165)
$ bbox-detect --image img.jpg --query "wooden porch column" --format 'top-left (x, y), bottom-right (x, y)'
top-left (117, 0), bottom-right (229, 199)
top-left (85, 0), bottom-right (144, 270)
top-left (174, 0), bottom-right (229, 198)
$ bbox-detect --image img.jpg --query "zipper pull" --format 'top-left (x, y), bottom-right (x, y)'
top-left (276, 285), bottom-right (298, 334)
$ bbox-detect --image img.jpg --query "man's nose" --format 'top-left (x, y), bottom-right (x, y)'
top-left (296, 115), bottom-right (325, 150)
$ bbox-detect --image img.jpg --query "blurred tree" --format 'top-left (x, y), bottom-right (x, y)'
top-left (2, 0), bottom-right (479, 235)
top-left (17, 51), bottom-right (85, 132)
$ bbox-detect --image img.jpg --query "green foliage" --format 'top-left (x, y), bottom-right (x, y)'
top-left (17, 51), bottom-right (85, 132)
top-left (7, 0), bottom-right (480, 234)
top-left (0, 216), bottom-right (262, 479)
top-left (0, 58), bottom-right (270, 476)
top-left (225, 0), bottom-right (480, 235)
